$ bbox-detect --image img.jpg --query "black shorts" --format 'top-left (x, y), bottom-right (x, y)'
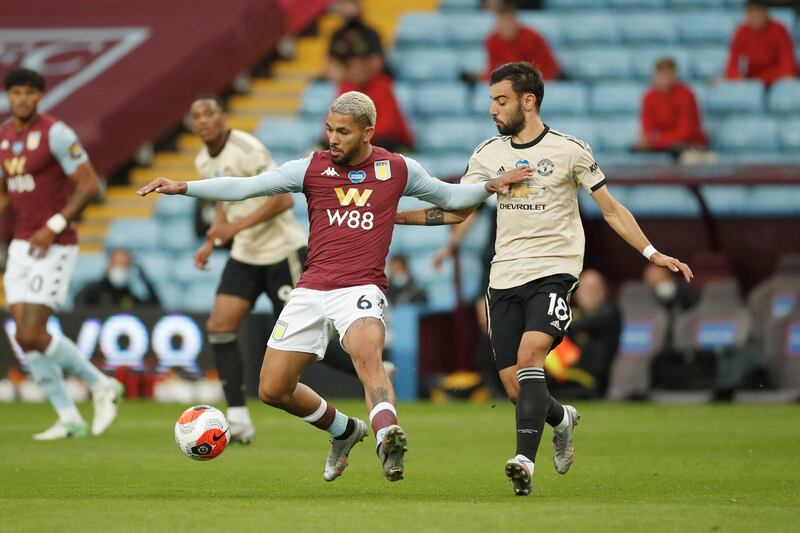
top-left (486, 273), bottom-right (579, 370)
top-left (217, 247), bottom-right (306, 315)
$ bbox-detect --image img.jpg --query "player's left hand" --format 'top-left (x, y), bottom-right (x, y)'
top-left (485, 165), bottom-right (534, 195)
top-left (206, 222), bottom-right (238, 245)
top-left (651, 252), bottom-right (693, 283)
top-left (28, 227), bottom-right (56, 259)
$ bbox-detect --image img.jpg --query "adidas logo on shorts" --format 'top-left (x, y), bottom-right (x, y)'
top-left (550, 320), bottom-right (561, 331)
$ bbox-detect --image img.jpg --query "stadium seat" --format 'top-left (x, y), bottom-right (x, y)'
top-left (415, 117), bottom-right (494, 153)
top-left (459, 210), bottom-right (491, 255)
top-left (440, 0), bottom-right (481, 11)
top-left (181, 282), bottom-right (218, 313)
top-left (155, 194), bottom-right (195, 220)
top-left (161, 223), bottom-right (199, 253)
top-left (668, 0), bottom-right (725, 8)
top-left (253, 293), bottom-right (275, 314)
top-left (300, 82), bottom-right (335, 117)
top-left (517, 12), bottom-right (564, 45)
top-left (543, 81), bottom-right (590, 116)
top-left (172, 251), bottom-right (226, 285)
top-left (625, 185), bottom-right (701, 216)
top-left (596, 118), bottom-right (640, 152)
top-left (779, 119), bottom-right (800, 152)
top-left (395, 13), bottom-right (447, 47)
top-left (590, 82), bottom-right (646, 115)
top-left (748, 253), bottom-right (800, 345)
top-left (763, 306), bottom-right (800, 389)
top-left (69, 253), bottom-right (107, 296)
top-left (561, 14), bottom-right (620, 45)
top-left (471, 84), bottom-right (491, 115)
top-left (446, 13), bottom-right (494, 45)
top-left (700, 185), bottom-right (749, 217)
top-left (597, 152), bottom-right (674, 166)
top-left (412, 82), bottom-right (469, 116)
top-left (137, 252), bottom-right (175, 281)
top-left (459, 252), bottom-right (485, 302)
top-left (393, 225), bottom-right (451, 254)
top-left (618, 13), bottom-right (677, 44)
top-left (673, 280), bottom-right (752, 352)
top-left (675, 11), bottom-right (736, 44)
top-left (747, 186), bottom-right (800, 216)
top-left (715, 117), bottom-right (778, 152)
top-left (611, 0), bottom-right (666, 8)
top-left (547, 118), bottom-right (599, 148)
top-left (545, 0), bottom-right (610, 9)
top-left (561, 48), bottom-right (633, 80)
top-left (255, 117), bottom-right (320, 154)
top-left (391, 49), bottom-right (460, 81)
top-left (578, 185), bottom-right (630, 218)
top-left (459, 47), bottom-right (488, 76)
top-left (630, 47), bottom-right (691, 80)
top-left (768, 80), bottom-right (800, 114)
top-left (106, 219), bottom-right (162, 252)
top-left (688, 47), bottom-right (728, 79)
top-left (705, 81), bottom-right (764, 115)
top-left (393, 82), bottom-right (415, 116)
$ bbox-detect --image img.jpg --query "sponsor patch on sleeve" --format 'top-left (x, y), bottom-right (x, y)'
top-left (69, 142), bottom-right (85, 159)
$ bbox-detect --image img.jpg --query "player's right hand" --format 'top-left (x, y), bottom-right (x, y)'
top-left (193, 241), bottom-right (213, 270)
top-left (137, 177), bottom-right (187, 197)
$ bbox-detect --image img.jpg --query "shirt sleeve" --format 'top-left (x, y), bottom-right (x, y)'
top-left (401, 155), bottom-right (490, 209)
top-left (573, 144), bottom-right (607, 194)
top-left (460, 144), bottom-right (494, 184)
top-left (48, 121), bottom-right (88, 176)
top-left (185, 154), bottom-right (311, 201)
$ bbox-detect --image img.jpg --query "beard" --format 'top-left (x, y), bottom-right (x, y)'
top-left (494, 105), bottom-right (526, 136)
top-left (331, 145), bottom-right (357, 166)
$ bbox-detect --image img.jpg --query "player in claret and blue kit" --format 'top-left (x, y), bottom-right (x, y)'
top-left (0, 68), bottom-right (122, 440)
top-left (139, 91), bottom-right (532, 482)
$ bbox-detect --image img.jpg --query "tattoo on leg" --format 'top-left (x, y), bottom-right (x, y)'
top-left (370, 387), bottom-right (390, 406)
top-left (424, 208), bottom-right (445, 226)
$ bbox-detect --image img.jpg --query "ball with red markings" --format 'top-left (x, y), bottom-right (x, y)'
top-left (174, 405), bottom-right (230, 461)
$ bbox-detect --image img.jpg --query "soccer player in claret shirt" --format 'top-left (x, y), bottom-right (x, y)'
top-left (0, 68), bottom-right (122, 440)
top-left (139, 91), bottom-right (532, 482)
top-left (396, 62), bottom-right (693, 495)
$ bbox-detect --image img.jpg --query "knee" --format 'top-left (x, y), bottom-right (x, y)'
top-left (257, 380), bottom-right (291, 407)
top-left (15, 327), bottom-right (48, 353)
top-left (517, 339), bottom-right (551, 369)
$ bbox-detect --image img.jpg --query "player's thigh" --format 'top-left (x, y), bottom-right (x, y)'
top-left (486, 287), bottom-right (526, 371)
top-left (216, 257), bottom-right (262, 307)
top-left (328, 285), bottom-right (387, 358)
top-left (267, 288), bottom-right (330, 360)
top-left (206, 293), bottom-right (252, 333)
top-left (258, 346), bottom-right (317, 398)
top-left (521, 274), bottom-right (579, 355)
top-left (263, 247), bottom-right (306, 316)
top-left (12, 302), bottom-right (53, 348)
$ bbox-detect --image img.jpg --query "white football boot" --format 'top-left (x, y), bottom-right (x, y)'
top-left (91, 378), bottom-right (123, 436)
top-left (504, 454), bottom-right (534, 496)
top-left (33, 420), bottom-right (89, 441)
top-left (229, 422), bottom-right (256, 444)
top-left (552, 405), bottom-right (580, 474)
top-left (377, 425), bottom-right (408, 482)
top-left (323, 418), bottom-right (368, 481)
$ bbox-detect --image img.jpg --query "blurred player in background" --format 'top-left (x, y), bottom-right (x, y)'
top-left (139, 91), bottom-right (531, 483)
top-left (397, 62), bottom-right (693, 496)
top-left (190, 95), bottom-right (307, 444)
top-left (0, 68), bottom-right (121, 440)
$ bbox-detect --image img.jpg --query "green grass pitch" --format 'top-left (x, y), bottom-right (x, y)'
top-left (3, 401), bottom-right (799, 532)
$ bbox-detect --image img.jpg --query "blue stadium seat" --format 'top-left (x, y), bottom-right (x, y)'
top-left (393, 82), bottom-right (415, 116)
top-left (545, 0), bottom-right (609, 9)
top-left (459, 47), bottom-right (488, 76)
top-left (562, 14), bottom-right (620, 45)
top-left (547, 118), bottom-right (599, 148)
top-left (543, 82), bottom-right (589, 116)
top-left (772, 8), bottom-right (797, 37)
top-left (630, 47), bottom-right (692, 80)
top-left (446, 13), bottom-right (494, 45)
top-left (413, 82), bottom-right (470, 116)
top-left (596, 118), bottom-right (640, 152)
top-left (618, 13), bottom-right (677, 44)
top-left (611, 0), bottom-right (666, 8)
top-left (578, 185), bottom-right (630, 218)
top-left (590, 82), bottom-right (646, 115)
top-left (409, 153), bottom-right (469, 179)
top-left (69, 253), bottom-right (107, 296)
top-left (779, 119), bottom-right (800, 152)
top-left (172, 251), bottom-right (226, 285)
top-left (391, 49), bottom-right (460, 81)
top-left (440, 0), bottom-right (481, 10)
top-left (688, 47), bottom-right (728, 79)
top-left (459, 210), bottom-right (491, 255)
top-left (137, 252), bottom-right (175, 281)
top-left (668, 0), bottom-right (725, 8)
top-left (746, 186), bottom-right (800, 216)
top-left (415, 118), bottom-right (494, 153)
top-left (181, 282), bottom-right (217, 313)
top-left (705, 81), bottom-right (764, 115)
top-left (253, 294), bottom-right (275, 314)
top-left (700, 185), bottom-right (749, 216)
top-left (151, 280), bottom-right (183, 311)
top-left (459, 253), bottom-right (485, 302)
top-left (255, 117), bottom-right (319, 154)
top-left (155, 195), bottom-right (195, 220)
top-left (561, 49), bottom-right (633, 80)
top-left (767, 80), bottom-right (800, 114)
top-left (300, 82), bottom-right (335, 117)
top-left (471, 84), bottom-right (491, 115)
top-left (517, 12), bottom-right (564, 45)
top-left (675, 12), bottom-right (737, 44)
top-left (160, 220), bottom-right (199, 253)
top-left (106, 219), bottom-right (161, 252)
top-left (598, 152), bottom-right (673, 166)
top-left (715, 117), bottom-right (778, 152)
top-left (625, 186), bottom-right (701, 216)
top-left (395, 13), bottom-right (447, 47)
top-left (394, 226), bottom-right (451, 254)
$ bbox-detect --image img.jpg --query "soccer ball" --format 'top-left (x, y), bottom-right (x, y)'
top-left (174, 405), bottom-right (230, 461)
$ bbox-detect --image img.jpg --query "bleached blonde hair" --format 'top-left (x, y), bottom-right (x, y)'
top-left (330, 91), bottom-right (377, 129)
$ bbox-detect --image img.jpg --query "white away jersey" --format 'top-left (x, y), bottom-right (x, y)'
top-left (194, 129), bottom-right (307, 265)
top-left (461, 125), bottom-right (607, 289)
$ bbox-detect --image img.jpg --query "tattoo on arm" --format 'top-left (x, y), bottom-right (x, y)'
top-left (424, 207), bottom-right (445, 226)
top-left (370, 387), bottom-right (391, 406)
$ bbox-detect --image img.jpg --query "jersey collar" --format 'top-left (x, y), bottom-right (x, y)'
top-left (510, 124), bottom-right (550, 150)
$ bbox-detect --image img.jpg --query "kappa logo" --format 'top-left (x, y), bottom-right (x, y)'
top-left (537, 159), bottom-right (554, 177)
top-left (322, 166), bottom-right (339, 177)
top-left (550, 320), bottom-right (562, 331)
top-left (374, 160), bottom-right (391, 181)
top-left (348, 170), bottom-right (366, 183)
top-left (3, 157), bottom-right (26, 176)
top-left (335, 187), bottom-right (373, 207)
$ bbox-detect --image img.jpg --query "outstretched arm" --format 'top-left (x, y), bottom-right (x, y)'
top-left (396, 205), bottom-right (476, 226)
top-left (592, 185), bottom-right (693, 282)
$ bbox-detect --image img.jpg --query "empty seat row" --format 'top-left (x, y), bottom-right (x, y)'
top-left (441, 0), bottom-right (749, 11)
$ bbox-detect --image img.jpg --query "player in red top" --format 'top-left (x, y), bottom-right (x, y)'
top-left (0, 68), bottom-right (121, 440)
top-left (139, 91), bottom-right (531, 482)
top-left (725, 0), bottom-right (797, 86)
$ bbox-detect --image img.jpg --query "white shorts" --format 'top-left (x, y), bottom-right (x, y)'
top-left (3, 239), bottom-right (78, 310)
top-left (267, 284), bottom-right (387, 359)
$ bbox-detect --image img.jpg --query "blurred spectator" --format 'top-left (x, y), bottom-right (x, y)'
top-left (635, 58), bottom-right (708, 157)
top-left (326, 0), bottom-right (383, 84)
top-left (338, 54), bottom-right (415, 152)
top-left (724, 0), bottom-right (797, 86)
top-left (483, 0), bottom-right (560, 80)
top-left (386, 255), bottom-right (427, 304)
top-left (643, 262), bottom-right (698, 316)
top-left (567, 269), bottom-right (621, 397)
top-left (74, 249), bottom-right (160, 310)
